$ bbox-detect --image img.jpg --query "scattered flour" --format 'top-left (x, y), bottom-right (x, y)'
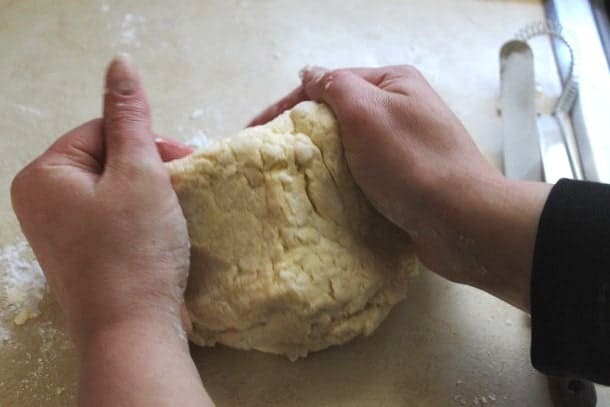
top-left (0, 98), bottom-right (46, 118)
top-left (117, 13), bottom-right (147, 48)
top-left (189, 108), bottom-right (204, 120)
top-left (0, 325), bottom-right (10, 344)
top-left (453, 394), bottom-right (467, 405)
top-left (453, 379), bottom-right (498, 406)
top-left (0, 240), bottom-right (47, 325)
top-left (185, 129), bottom-right (213, 149)
top-left (0, 241), bottom-right (75, 402)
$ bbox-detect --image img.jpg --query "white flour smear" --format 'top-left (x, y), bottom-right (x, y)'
top-left (120, 13), bottom-right (141, 47)
top-left (0, 240), bottom-right (47, 327)
top-left (186, 129), bottom-right (214, 149)
top-left (0, 324), bottom-right (9, 344)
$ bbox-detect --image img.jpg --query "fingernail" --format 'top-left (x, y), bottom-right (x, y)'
top-left (155, 136), bottom-right (179, 146)
top-left (155, 137), bottom-right (194, 152)
top-left (106, 53), bottom-right (138, 96)
top-left (300, 65), bottom-right (327, 83)
top-left (298, 64), bottom-right (312, 80)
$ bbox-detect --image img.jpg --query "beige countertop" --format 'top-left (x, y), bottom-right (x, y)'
top-left (1, 0), bottom-right (608, 405)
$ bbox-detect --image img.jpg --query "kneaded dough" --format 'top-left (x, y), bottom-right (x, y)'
top-left (167, 102), bottom-right (416, 360)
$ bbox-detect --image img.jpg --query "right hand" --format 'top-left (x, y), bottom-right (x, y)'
top-left (250, 66), bottom-right (551, 311)
top-left (250, 66), bottom-right (501, 283)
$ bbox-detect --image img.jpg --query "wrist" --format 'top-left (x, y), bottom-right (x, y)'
top-left (77, 305), bottom-right (187, 352)
top-left (413, 161), bottom-right (551, 311)
top-left (78, 310), bottom-right (212, 407)
top-left (409, 168), bottom-right (508, 285)
top-left (449, 176), bottom-right (552, 310)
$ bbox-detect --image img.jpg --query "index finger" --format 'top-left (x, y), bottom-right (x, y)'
top-left (247, 85), bottom-right (308, 127)
top-left (336, 65), bottom-right (422, 95)
top-left (41, 119), bottom-right (105, 175)
top-left (247, 65), bottom-right (420, 127)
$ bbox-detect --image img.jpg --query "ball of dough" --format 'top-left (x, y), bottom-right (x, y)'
top-left (167, 102), bottom-right (416, 360)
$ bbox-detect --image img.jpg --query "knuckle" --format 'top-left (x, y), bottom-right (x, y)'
top-left (10, 171), bottom-right (26, 208)
top-left (144, 160), bottom-right (171, 181)
top-left (395, 64), bottom-right (422, 79)
top-left (374, 92), bottom-right (395, 111)
top-left (10, 162), bottom-right (41, 214)
top-left (104, 157), bottom-right (132, 176)
top-left (108, 156), bottom-right (167, 181)
top-left (106, 99), bottom-right (150, 131)
top-left (342, 96), bottom-right (373, 125)
top-left (350, 95), bottom-right (369, 114)
top-left (322, 70), bottom-right (357, 100)
top-left (327, 69), bottom-right (352, 85)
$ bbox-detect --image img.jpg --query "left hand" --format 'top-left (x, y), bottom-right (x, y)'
top-left (11, 56), bottom-right (194, 346)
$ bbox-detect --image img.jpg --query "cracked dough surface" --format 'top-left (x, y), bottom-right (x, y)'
top-left (167, 102), bottom-right (416, 360)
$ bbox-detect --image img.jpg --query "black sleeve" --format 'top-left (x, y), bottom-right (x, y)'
top-left (531, 178), bottom-right (610, 385)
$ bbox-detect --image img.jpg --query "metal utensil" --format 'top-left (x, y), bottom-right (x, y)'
top-left (500, 40), bottom-right (543, 181)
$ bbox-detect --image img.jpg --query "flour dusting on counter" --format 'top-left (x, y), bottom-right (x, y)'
top-left (0, 240), bottom-right (47, 325)
top-left (0, 325), bottom-right (9, 345)
top-left (189, 108), bottom-right (205, 120)
top-left (185, 129), bottom-right (213, 148)
top-left (106, 12), bottom-right (148, 49)
top-left (119, 13), bottom-right (146, 48)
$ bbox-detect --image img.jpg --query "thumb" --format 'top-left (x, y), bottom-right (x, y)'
top-left (103, 55), bottom-right (159, 169)
top-left (301, 66), bottom-right (381, 123)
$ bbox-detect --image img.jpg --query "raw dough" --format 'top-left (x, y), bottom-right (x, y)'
top-left (167, 102), bottom-right (416, 360)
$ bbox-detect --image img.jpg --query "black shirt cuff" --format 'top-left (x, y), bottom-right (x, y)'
top-left (531, 179), bottom-right (610, 385)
